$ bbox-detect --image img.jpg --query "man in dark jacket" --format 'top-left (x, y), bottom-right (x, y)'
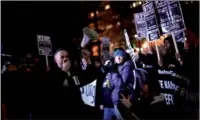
top-left (34, 48), bottom-right (98, 119)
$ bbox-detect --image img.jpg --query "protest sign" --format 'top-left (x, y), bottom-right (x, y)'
top-left (80, 79), bottom-right (97, 107)
top-left (174, 30), bottom-right (185, 42)
top-left (168, 1), bottom-right (186, 32)
top-left (142, 2), bottom-right (161, 62)
top-left (154, 1), bottom-right (171, 34)
top-left (101, 36), bottom-right (110, 62)
top-left (142, 2), bottom-right (160, 41)
top-left (37, 35), bottom-right (52, 56)
top-left (134, 12), bottom-right (147, 40)
top-left (37, 35), bottom-right (52, 69)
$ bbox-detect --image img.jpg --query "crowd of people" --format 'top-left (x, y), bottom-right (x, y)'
top-left (2, 29), bottom-right (199, 120)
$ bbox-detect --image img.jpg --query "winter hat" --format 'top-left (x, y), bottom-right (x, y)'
top-left (114, 49), bottom-right (127, 58)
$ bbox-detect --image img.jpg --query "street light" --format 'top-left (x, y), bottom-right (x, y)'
top-left (117, 21), bottom-right (120, 26)
top-left (134, 34), bottom-right (138, 38)
top-left (132, 2), bottom-right (136, 8)
top-left (105, 4), bottom-right (110, 10)
top-left (90, 12), bottom-right (94, 18)
top-left (142, 42), bottom-right (148, 48)
top-left (96, 10), bottom-right (99, 15)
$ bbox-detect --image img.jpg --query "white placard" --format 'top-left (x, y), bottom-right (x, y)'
top-left (37, 35), bottom-right (53, 56)
top-left (80, 79), bottom-right (97, 107)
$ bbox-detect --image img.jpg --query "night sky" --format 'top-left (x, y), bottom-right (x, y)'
top-left (2, 1), bottom-right (101, 56)
top-left (2, 1), bottom-right (199, 57)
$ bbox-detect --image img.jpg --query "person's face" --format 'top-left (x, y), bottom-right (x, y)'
top-left (164, 40), bottom-right (171, 51)
top-left (94, 61), bottom-right (101, 68)
top-left (141, 84), bottom-right (149, 98)
top-left (115, 56), bottom-right (124, 64)
top-left (54, 50), bottom-right (69, 69)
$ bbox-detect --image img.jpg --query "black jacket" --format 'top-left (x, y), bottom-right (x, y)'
top-left (34, 64), bottom-right (97, 119)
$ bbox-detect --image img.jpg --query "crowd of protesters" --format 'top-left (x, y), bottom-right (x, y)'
top-left (2, 28), bottom-right (199, 120)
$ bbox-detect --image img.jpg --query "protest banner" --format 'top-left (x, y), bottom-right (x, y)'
top-left (37, 35), bottom-right (52, 69)
top-left (80, 79), bottom-right (97, 107)
top-left (156, 69), bottom-right (190, 106)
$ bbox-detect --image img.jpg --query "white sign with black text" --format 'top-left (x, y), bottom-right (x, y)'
top-left (142, 2), bottom-right (160, 41)
top-left (80, 79), bottom-right (97, 107)
top-left (37, 35), bottom-right (53, 56)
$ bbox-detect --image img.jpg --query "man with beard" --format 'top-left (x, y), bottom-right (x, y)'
top-left (33, 48), bottom-right (98, 119)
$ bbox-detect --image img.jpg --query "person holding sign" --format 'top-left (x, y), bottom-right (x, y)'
top-left (162, 36), bottom-right (183, 69)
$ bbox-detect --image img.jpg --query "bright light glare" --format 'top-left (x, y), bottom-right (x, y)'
top-left (90, 12), bottom-right (94, 17)
top-left (142, 42), bottom-right (148, 48)
top-left (132, 2), bottom-right (136, 8)
top-left (134, 34), bottom-right (138, 38)
top-left (117, 21), bottom-right (120, 26)
top-left (96, 10), bottom-right (99, 15)
top-left (139, 1), bottom-right (142, 5)
top-left (105, 5), bottom-right (110, 10)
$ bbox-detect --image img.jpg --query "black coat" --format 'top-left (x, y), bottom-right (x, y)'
top-left (34, 64), bottom-right (98, 119)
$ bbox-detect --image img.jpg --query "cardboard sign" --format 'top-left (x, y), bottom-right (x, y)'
top-left (80, 79), bottom-right (97, 107)
top-left (142, 2), bottom-right (160, 41)
top-left (37, 35), bottom-right (53, 56)
top-left (134, 12), bottom-right (147, 40)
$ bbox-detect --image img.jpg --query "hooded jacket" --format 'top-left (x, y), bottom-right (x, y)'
top-left (117, 60), bottom-right (135, 99)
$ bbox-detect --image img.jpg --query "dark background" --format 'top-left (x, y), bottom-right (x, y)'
top-left (2, 1), bottom-right (101, 57)
top-left (2, 1), bottom-right (199, 57)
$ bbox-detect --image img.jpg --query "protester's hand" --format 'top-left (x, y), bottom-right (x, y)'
top-left (62, 60), bottom-right (71, 72)
top-left (120, 93), bottom-right (132, 109)
top-left (100, 105), bottom-right (104, 110)
top-left (175, 53), bottom-right (181, 61)
top-left (104, 60), bottom-right (111, 66)
top-left (175, 53), bottom-right (183, 65)
top-left (81, 49), bottom-right (92, 64)
top-left (168, 64), bottom-right (175, 68)
top-left (158, 60), bottom-right (163, 67)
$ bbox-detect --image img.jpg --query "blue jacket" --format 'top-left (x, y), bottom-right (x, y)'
top-left (118, 60), bottom-right (134, 88)
top-left (117, 60), bottom-right (135, 99)
top-left (101, 72), bottom-right (122, 106)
